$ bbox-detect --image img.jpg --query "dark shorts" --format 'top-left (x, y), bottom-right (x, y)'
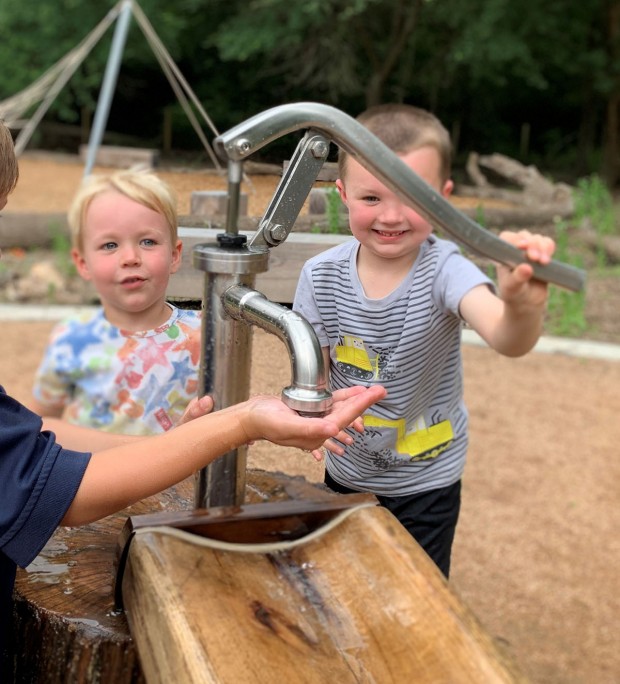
top-left (324, 471), bottom-right (461, 578)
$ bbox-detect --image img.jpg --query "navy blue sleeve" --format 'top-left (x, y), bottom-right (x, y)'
top-left (0, 387), bottom-right (91, 568)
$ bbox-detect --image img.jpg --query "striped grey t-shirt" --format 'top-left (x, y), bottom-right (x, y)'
top-left (293, 235), bottom-right (493, 497)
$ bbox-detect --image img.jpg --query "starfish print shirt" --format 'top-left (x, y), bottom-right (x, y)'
top-left (32, 304), bottom-right (201, 435)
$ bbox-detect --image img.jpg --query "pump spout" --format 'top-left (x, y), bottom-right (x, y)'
top-left (223, 284), bottom-right (332, 416)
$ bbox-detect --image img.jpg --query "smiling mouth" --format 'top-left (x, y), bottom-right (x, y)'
top-left (121, 276), bottom-right (145, 285)
top-left (374, 229), bottom-right (406, 237)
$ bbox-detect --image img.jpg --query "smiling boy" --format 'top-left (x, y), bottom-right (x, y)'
top-left (294, 103), bottom-right (555, 577)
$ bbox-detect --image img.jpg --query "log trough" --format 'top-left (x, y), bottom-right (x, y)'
top-left (14, 473), bottom-right (525, 683)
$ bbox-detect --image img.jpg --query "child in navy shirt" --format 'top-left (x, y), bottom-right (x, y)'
top-left (0, 120), bottom-right (386, 680)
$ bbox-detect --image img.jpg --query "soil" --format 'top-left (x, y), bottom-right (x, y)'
top-left (2, 154), bottom-right (619, 683)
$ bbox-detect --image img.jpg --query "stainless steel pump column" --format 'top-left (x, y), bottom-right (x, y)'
top-left (193, 237), bottom-right (269, 508)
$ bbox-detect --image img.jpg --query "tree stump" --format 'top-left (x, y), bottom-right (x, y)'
top-left (12, 470), bottom-right (334, 683)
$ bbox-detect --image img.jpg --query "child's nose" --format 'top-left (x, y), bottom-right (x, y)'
top-left (378, 202), bottom-right (405, 224)
top-left (120, 245), bottom-right (141, 265)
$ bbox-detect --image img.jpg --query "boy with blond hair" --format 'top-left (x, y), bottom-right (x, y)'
top-left (294, 104), bottom-right (556, 577)
top-left (30, 168), bottom-right (201, 434)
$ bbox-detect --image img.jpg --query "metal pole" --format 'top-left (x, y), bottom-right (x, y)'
top-left (83, 0), bottom-right (133, 177)
top-left (192, 243), bottom-right (269, 508)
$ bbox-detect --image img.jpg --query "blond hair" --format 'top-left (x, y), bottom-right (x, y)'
top-left (339, 104), bottom-right (452, 184)
top-left (0, 121), bottom-right (19, 198)
top-left (68, 167), bottom-right (178, 251)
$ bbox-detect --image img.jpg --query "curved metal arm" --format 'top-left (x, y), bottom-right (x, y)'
top-left (215, 102), bottom-right (585, 292)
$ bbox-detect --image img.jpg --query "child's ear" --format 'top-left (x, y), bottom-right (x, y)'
top-left (335, 179), bottom-right (348, 205)
top-left (169, 239), bottom-right (183, 274)
top-left (441, 179), bottom-right (454, 198)
top-left (71, 248), bottom-right (92, 281)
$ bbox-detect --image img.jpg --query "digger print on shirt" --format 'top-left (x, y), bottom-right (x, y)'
top-left (335, 334), bottom-right (454, 463)
top-left (335, 334), bottom-right (395, 381)
top-left (363, 413), bottom-right (454, 463)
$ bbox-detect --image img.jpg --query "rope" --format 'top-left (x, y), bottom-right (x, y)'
top-left (130, 0), bottom-right (222, 170)
top-left (1, 1), bottom-right (124, 155)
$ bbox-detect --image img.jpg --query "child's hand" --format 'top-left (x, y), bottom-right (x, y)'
top-left (497, 230), bottom-right (556, 308)
top-left (176, 394), bottom-right (214, 427)
top-left (306, 416), bottom-right (365, 462)
top-left (242, 385), bottom-right (386, 451)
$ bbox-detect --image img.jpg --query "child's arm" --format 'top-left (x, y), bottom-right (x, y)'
top-left (43, 395), bottom-right (214, 452)
top-left (60, 385), bottom-right (387, 526)
top-left (459, 230), bottom-right (555, 357)
top-left (29, 397), bottom-right (65, 418)
top-left (43, 417), bottom-right (142, 451)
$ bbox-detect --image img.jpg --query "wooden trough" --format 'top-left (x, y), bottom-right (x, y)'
top-left (13, 470), bottom-right (525, 683)
top-left (117, 496), bottom-right (524, 684)
top-left (11, 472), bottom-right (333, 682)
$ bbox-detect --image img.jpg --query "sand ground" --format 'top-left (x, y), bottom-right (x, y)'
top-left (2, 154), bottom-right (619, 683)
top-left (2, 320), bottom-right (618, 684)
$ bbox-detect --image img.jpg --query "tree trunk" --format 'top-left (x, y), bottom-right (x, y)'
top-left (603, 0), bottom-right (620, 186)
top-left (11, 471), bottom-right (335, 683)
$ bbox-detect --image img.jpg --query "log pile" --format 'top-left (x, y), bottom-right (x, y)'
top-left (458, 152), bottom-right (575, 226)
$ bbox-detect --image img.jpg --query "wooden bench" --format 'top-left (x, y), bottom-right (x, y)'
top-left (168, 227), bottom-right (352, 304)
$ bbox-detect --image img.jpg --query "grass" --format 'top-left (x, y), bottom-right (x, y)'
top-left (49, 223), bottom-right (76, 280)
top-left (325, 186), bottom-right (345, 234)
top-left (573, 174), bottom-right (616, 268)
top-left (546, 174), bottom-right (617, 338)
top-left (546, 220), bottom-right (588, 337)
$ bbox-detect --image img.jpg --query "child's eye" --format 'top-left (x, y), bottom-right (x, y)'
top-left (102, 242), bottom-right (118, 250)
top-left (363, 195), bottom-right (380, 203)
top-left (141, 238), bottom-right (157, 247)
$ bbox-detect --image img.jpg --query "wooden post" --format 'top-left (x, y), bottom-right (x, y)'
top-left (80, 106), bottom-right (92, 145)
top-left (520, 122), bottom-right (531, 159)
top-left (452, 119), bottom-right (461, 157)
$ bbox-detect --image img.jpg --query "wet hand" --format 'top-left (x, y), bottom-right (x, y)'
top-left (244, 385), bottom-right (386, 451)
top-left (307, 414), bottom-right (365, 461)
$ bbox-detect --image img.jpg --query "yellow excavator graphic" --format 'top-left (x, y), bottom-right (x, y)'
top-left (336, 335), bottom-right (453, 460)
top-left (364, 414), bottom-right (454, 462)
top-left (335, 335), bottom-right (379, 381)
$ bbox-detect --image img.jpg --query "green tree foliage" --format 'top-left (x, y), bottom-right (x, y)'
top-left (0, 0), bottom-right (203, 135)
top-left (206, 0), bottom-right (424, 108)
top-left (201, 0), bottom-right (618, 177)
top-left (0, 0), bottom-right (108, 119)
top-left (0, 0), bottom-right (618, 184)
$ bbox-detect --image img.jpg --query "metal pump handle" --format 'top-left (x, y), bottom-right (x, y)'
top-left (214, 102), bottom-right (585, 292)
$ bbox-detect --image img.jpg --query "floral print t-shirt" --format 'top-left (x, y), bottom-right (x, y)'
top-left (32, 304), bottom-right (202, 435)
